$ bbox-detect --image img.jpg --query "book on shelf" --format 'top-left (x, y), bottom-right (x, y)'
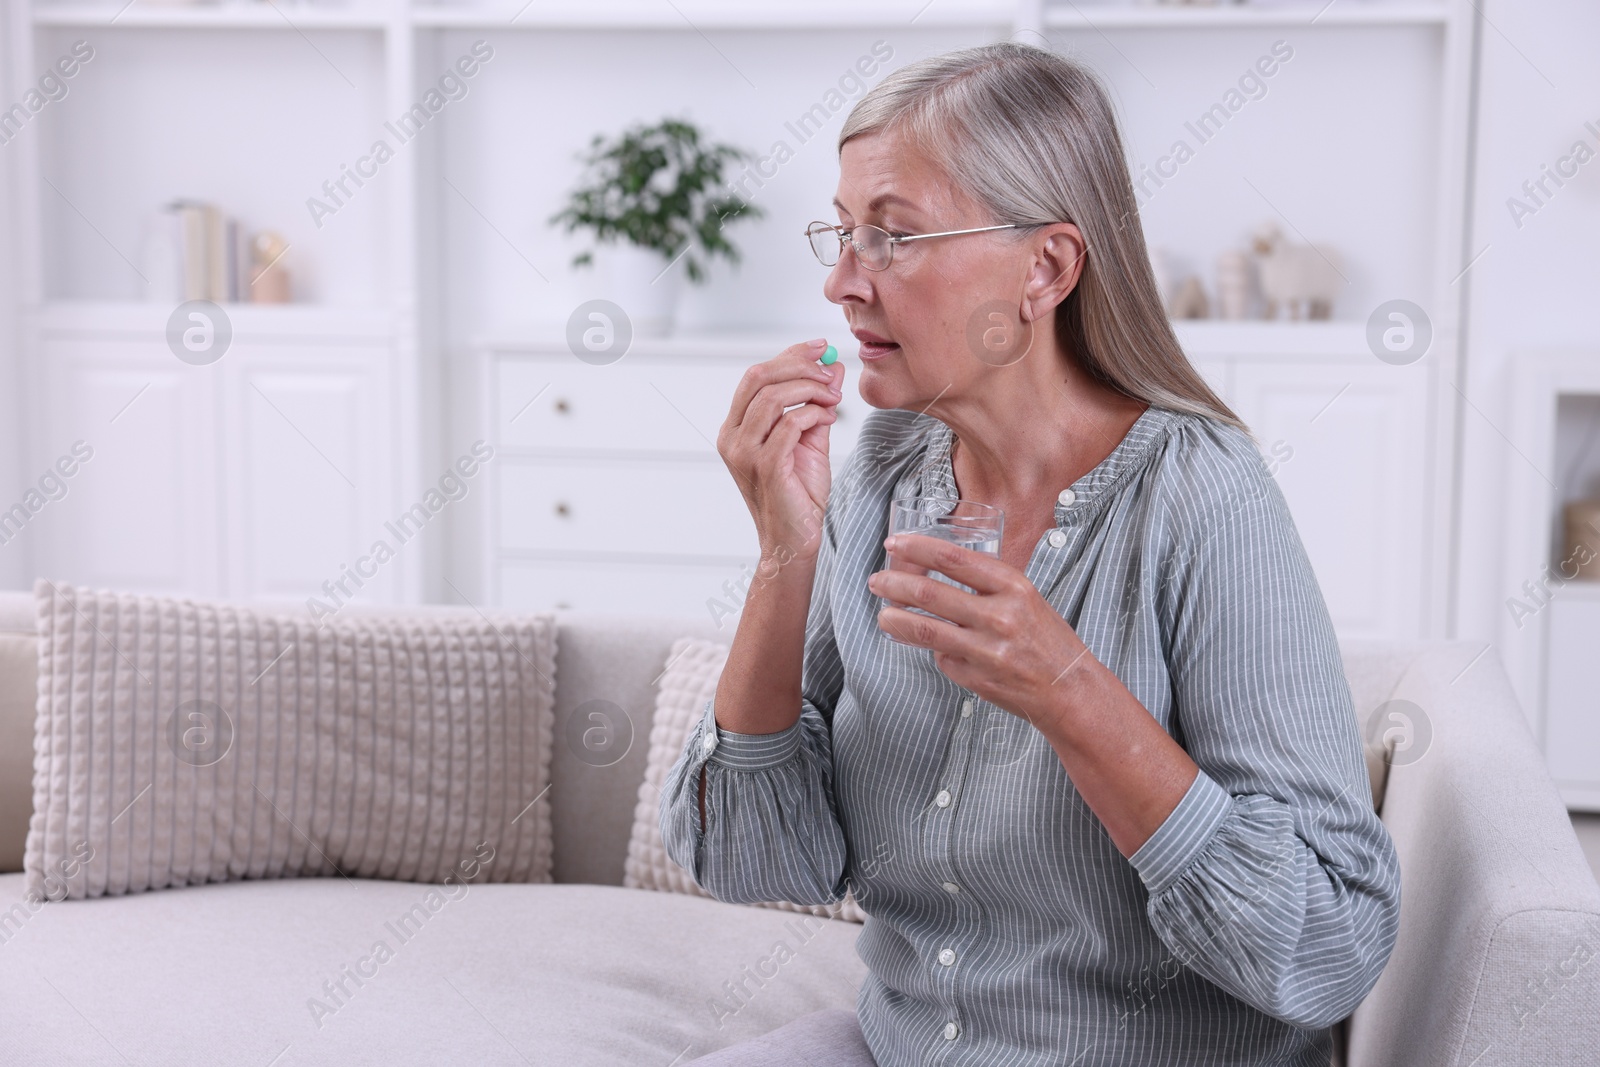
top-left (141, 199), bottom-right (258, 304)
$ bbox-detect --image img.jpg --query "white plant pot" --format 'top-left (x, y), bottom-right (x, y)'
top-left (604, 243), bottom-right (682, 338)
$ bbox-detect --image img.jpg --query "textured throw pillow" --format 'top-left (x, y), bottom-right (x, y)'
top-left (25, 580), bottom-right (556, 901)
top-left (624, 636), bottom-right (866, 924)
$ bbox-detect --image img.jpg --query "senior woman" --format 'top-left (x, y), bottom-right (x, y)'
top-left (660, 41), bottom-right (1399, 1067)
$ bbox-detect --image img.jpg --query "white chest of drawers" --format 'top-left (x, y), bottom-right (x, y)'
top-left (474, 323), bottom-right (1439, 647)
top-left (475, 334), bottom-right (861, 622)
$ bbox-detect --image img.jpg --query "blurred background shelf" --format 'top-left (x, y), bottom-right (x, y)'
top-left (36, 301), bottom-right (398, 340)
top-left (410, 0), bottom-right (1013, 28)
top-left (1504, 355), bottom-right (1600, 811)
top-left (28, 0), bottom-right (1449, 30)
top-left (1037, 2), bottom-right (1450, 29)
top-left (474, 321), bottom-right (1379, 361)
top-left (30, 2), bottom-right (392, 27)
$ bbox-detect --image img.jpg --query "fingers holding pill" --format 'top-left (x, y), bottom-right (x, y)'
top-left (735, 376), bottom-right (839, 433)
top-left (727, 340), bottom-right (839, 420)
top-left (716, 339), bottom-right (848, 564)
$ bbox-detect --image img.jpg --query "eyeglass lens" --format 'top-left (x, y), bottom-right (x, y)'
top-left (809, 224), bottom-right (891, 270)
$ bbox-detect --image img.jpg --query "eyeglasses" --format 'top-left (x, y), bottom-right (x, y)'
top-left (805, 220), bottom-right (1024, 272)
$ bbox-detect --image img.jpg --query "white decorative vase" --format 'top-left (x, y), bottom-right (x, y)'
top-left (604, 243), bottom-right (682, 338)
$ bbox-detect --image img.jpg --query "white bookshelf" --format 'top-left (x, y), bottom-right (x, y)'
top-left (7, 0), bottom-right (424, 605)
top-left (1504, 353), bottom-right (1600, 810)
top-left (3, 0), bottom-right (1476, 641)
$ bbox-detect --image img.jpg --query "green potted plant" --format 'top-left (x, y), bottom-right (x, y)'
top-left (551, 117), bottom-right (763, 336)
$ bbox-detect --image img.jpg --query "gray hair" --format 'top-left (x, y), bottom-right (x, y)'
top-left (839, 41), bottom-right (1248, 435)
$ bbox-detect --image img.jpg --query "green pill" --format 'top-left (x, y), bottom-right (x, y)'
top-left (820, 344), bottom-right (838, 365)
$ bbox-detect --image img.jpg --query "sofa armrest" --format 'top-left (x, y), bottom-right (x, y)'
top-left (1347, 642), bottom-right (1600, 1067)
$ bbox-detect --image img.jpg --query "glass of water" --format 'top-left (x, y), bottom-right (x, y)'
top-left (879, 496), bottom-right (1005, 645)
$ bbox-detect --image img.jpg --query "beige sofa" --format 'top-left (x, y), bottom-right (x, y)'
top-left (0, 589), bottom-right (1596, 1066)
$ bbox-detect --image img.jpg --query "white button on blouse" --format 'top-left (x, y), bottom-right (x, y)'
top-left (1057, 488), bottom-right (1076, 506)
top-left (938, 948), bottom-right (957, 966)
top-left (1047, 530), bottom-right (1068, 549)
top-left (934, 789), bottom-right (952, 808)
top-left (943, 1021), bottom-right (960, 1040)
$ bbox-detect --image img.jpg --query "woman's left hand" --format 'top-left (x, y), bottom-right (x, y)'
top-left (866, 532), bottom-right (1095, 731)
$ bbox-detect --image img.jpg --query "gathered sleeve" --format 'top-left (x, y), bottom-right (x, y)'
top-left (1129, 467), bottom-right (1401, 1030)
top-left (657, 475), bottom-right (854, 908)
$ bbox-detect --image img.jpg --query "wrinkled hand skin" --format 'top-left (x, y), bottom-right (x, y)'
top-left (867, 531), bottom-right (1094, 734)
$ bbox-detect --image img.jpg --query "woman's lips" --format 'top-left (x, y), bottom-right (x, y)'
top-left (858, 339), bottom-right (900, 361)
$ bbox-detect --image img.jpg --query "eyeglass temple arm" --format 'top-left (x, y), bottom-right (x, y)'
top-left (892, 223), bottom-right (1020, 245)
top-left (804, 222), bottom-right (1019, 241)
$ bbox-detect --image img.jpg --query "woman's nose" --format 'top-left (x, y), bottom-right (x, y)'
top-left (823, 242), bottom-right (871, 306)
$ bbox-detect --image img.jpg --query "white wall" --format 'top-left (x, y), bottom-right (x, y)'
top-left (1455, 1), bottom-right (1600, 651)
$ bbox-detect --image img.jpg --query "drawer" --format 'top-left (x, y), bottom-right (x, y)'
top-left (499, 556), bottom-right (757, 619)
top-left (495, 359), bottom-right (740, 453)
top-left (497, 458), bottom-right (758, 558)
top-left (493, 357), bottom-right (864, 462)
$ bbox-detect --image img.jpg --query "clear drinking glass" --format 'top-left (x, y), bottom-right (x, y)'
top-left (879, 496), bottom-right (1005, 645)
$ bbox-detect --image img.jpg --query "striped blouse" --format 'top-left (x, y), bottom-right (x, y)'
top-left (659, 403), bottom-right (1400, 1066)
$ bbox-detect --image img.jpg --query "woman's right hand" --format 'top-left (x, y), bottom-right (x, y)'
top-left (717, 339), bottom-right (846, 565)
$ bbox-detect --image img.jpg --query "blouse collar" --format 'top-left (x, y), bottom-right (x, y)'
top-left (911, 404), bottom-right (1178, 528)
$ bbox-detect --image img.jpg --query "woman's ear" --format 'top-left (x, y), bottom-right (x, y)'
top-left (1021, 223), bottom-right (1087, 323)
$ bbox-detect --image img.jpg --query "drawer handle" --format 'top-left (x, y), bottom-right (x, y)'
top-left (554, 398), bottom-right (571, 414)
top-left (554, 501), bottom-right (571, 518)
